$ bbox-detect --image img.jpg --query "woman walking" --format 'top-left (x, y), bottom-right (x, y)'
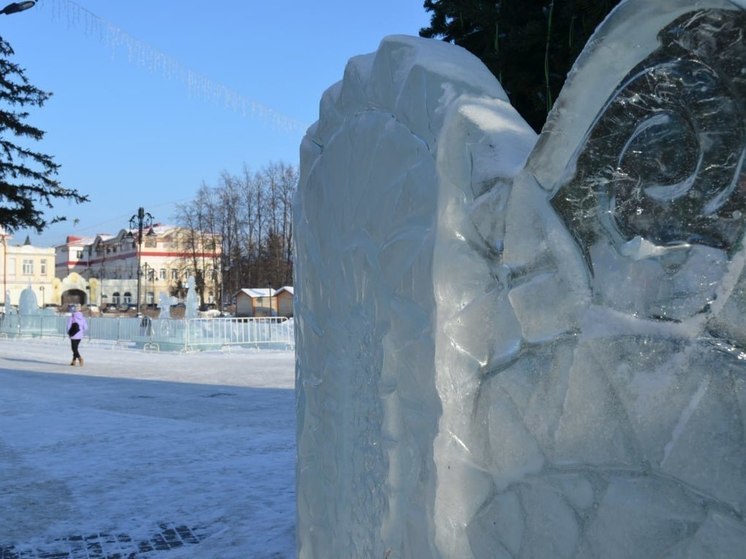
top-left (66, 308), bottom-right (88, 366)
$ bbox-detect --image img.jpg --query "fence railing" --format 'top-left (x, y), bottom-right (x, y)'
top-left (0, 313), bottom-right (294, 352)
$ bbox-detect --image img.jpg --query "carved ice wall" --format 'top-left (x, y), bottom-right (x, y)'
top-left (294, 0), bottom-right (746, 557)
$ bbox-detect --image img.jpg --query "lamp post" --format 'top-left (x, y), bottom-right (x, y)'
top-left (129, 207), bottom-right (153, 316)
top-left (39, 285), bottom-right (44, 308)
top-left (221, 263), bottom-right (230, 315)
top-left (0, 1), bottom-right (35, 16)
top-left (142, 262), bottom-right (155, 308)
top-left (267, 282), bottom-right (273, 342)
top-left (268, 283), bottom-right (273, 317)
top-left (212, 267), bottom-right (220, 314)
top-left (151, 265), bottom-right (156, 308)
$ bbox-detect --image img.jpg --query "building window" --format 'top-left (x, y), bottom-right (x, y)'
top-left (40, 259), bottom-right (47, 276)
top-left (76, 250), bottom-right (83, 259)
top-left (146, 291), bottom-right (154, 304)
top-left (22, 259), bottom-right (33, 275)
top-left (123, 292), bottom-right (132, 304)
top-left (171, 269), bottom-right (178, 280)
top-left (159, 268), bottom-right (167, 281)
top-left (112, 292), bottom-right (120, 304)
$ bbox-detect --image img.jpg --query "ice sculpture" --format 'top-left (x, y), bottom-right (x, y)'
top-left (294, 0), bottom-right (746, 557)
top-left (184, 276), bottom-right (199, 319)
top-left (158, 292), bottom-right (171, 319)
top-left (18, 285), bottom-right (40, 315)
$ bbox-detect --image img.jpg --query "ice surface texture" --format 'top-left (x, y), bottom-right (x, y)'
top-left (294, 0), bottom-right (746, 557)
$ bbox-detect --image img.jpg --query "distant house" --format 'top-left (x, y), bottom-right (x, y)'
top-left (235, 288), bottom-right (274, 317)
top-left (274, 286), bottom-right (294, 317)
top-left (235, 287), bottom-right (294, 318)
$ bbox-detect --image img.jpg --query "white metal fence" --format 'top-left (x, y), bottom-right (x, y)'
top-left (0, 314), bottom-right (294, 352)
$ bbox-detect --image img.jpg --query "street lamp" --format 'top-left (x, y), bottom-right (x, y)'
top-left (129, 207), bottom-right (153, 316)
top-left (142, 262), bottom-right (155, 308)
top-left (267, 283), bottom-right (273, 317)
top-left (267, 282), bottom-right (272, 341)
top-left (0, 1), bottom-right (35, 15)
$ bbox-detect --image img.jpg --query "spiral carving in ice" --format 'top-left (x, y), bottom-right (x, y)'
top-left (553, 9), bottom-right (746, 257)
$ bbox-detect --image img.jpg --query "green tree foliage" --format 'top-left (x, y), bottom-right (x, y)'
top-left (420, 0), bottom-right (621, 132)
top-left (0, 36), bottom-right (87, 232)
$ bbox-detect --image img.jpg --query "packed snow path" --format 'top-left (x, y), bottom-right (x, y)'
top-left (0, 338), bottom-right (295, 558)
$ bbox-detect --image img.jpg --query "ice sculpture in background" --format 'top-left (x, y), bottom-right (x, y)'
top-left (184, 276), bottom-right (199, 319)
top-left (17, 286), bottom-right (42, 331)
top-left (18, 286), bottom-right (40, 316)
top-left (158, 292), bottom-right (171, 319)
top-left (294, 0), bottom-right (746, 557)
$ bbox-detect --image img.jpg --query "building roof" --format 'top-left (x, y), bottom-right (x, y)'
top-left (237, 288), bottom-right (275, 298)
top-left (59, 235), bottom-right (98, 248)
top-left (237, 287), bottom-right (293, 298)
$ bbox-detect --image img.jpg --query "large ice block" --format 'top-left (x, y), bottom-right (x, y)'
top-left (295, 1), bottom-right (746, 557)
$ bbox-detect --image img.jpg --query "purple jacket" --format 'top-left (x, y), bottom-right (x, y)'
top-left (66, 311), bottom-right (88, 340)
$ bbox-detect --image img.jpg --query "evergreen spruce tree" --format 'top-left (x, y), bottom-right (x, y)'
top-left (0, 35), bottom-right (87, 232)
top-left (420, 0), bottom-right (621, 132)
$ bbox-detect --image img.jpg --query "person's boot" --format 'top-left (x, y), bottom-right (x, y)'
top-left (78, 357), bottom-right (84, 367)
top-left (70, 358), bottom-right (76, 366)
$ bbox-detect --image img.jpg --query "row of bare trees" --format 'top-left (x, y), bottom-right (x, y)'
top-left (173, 161), bottom-right (297, 307)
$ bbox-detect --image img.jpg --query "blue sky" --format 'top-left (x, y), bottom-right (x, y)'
top-left (0, 0), bottom-right (431, 246)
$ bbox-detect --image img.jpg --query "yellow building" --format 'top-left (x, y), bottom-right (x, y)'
top-left (0, 228), bottom-right (55, 307)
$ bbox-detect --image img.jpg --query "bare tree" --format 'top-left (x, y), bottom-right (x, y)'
top-left (173, 185), bottom-right (217, 307)
top-left (175, 161), bottom-right (298, 301)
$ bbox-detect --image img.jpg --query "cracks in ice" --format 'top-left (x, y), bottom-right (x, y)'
top-left (661, 376), bottom-right (710, 468)
top-left (702, 335), bottom-right (746, 361)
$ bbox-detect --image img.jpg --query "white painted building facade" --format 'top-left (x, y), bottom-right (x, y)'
top-left (0, 228), bottom-right (55, 307)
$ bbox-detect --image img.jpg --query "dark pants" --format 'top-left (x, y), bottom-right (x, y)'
top-left (71, 338), bottom-right (82, 359)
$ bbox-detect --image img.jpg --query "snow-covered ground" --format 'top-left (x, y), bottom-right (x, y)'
top-left (0, 337), bottom-right (296, 558)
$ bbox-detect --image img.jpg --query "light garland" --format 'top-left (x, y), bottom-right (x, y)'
top-left (38, 0), bottom-right (307, 133)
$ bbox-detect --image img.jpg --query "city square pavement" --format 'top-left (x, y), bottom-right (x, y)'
top-left (0, 338), bottom-right (296, 558)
